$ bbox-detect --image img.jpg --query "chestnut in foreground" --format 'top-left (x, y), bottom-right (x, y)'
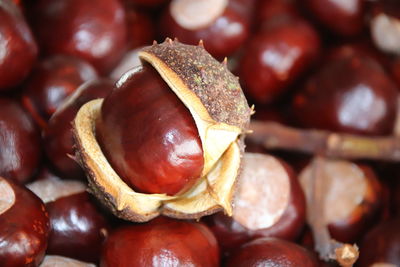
top-left (225, 237), bottom-right (318, 267)
top-left (100, 217), bottom-right (219, 267)
top-left (21, 55), bottom-right (98, 129)
top-left (73, 39), bottom-right (251, 222)
top-left (0, 0), bottom-right (37, 90)
top-left (299, 158), bottom-right (382, 243)
top-left (159, 0), bottom-right (250, 59)
top-left (205, 153), bottom-right (305, 256)
top-left (357, 218), bottom-right (400, 266)
top-left (28, 175), bottom-right (110, 263)
top-left (0, 177), bottom-right (49, 267)
top-left (97, 63), bottom-right (204, 195)
top-left (30, 0), bottom-right (127, 74)
top-left (0, 98), bottom-right (41, 184)
top-left (45, 78), bottom-right (114, 179)
top-left (292, 51), bottom-right (398, 136)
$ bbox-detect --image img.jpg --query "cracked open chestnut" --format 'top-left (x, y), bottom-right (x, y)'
top-left (73, 39), bottom-right (251, 222)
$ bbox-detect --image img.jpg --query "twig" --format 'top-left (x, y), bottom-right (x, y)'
top-left (248, 121), bottom-right (400, 162)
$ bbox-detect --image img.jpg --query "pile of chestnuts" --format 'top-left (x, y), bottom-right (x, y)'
top-left (1, 0), bottom-right (400, 266)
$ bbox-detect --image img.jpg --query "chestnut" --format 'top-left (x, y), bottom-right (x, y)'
top-left (303, 0), bottom-right (365, 36)
top-left (205, 153), bottom-right (306, 256)
top-left (44, 78), bottom-right (114, 179)
top-left (238, 15), bottom-right (320, 104)
top-left (159, 0), bottom-right (250, 59)
top-left (0, 98), bottom-right (41, 184)
top-left (30, 0), bottom-right (127, 74)
top-left (0, 176), bottom-right (50, 267)
top-left (27, 175), bottom-right (110, 263)
top-left (0, 0), bottom-right (37, 90)
top-left (292, 51), bottom-right (398, 136)
top-left (40, 255), bottom-right (95, 267)
top-left (299, 158), bottom-right (382, 243)
top-left (225, 237), bottom-right (319, 267)
top-left (100, 216), bottom-right (219, 267)
top-left (73, 40), bottom-right (251, 222)
top-left (357, 218), bottom-right (400, 266)
top-left (21, 55), bottom-right (98, 129)
top-left (97, 63), bottom-right (203, 195)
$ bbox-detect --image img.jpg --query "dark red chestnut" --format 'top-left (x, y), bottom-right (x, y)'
top-left (0, 98), bottom-right (41, 184)
top-left (225, 237), bottom-right (318, 267)
top-left (44, 78), bottom-right (114, 179)
top-left (159, 0), bottom-right (250, 59)
top-left (0, 0), bottom-right (37, 90)
top-left (205, 153), bottom-right (305, 256)
top-left (40, 255), bottom-right (96, 267)
top-left (30, 0), bottom-right (127, 74)
top-left (292, 52), bottom-right (398, 135)
top-left (0, 176), bottom-right (50, 267)
top-left (21, 55), bottom-right (98, 129)
top-left (28, 175), bottom-right (110, 263)
top-left (303, 0), bottom-right (365, 36)
top-left (357, 218), bottom-right (400, 266)
top-left (239, 16), bottom-right (320, 104)
top-left (96, 63), bottom-right (204, 195)
top-left (299, 158), bottom-right (382, 243)
top-left (100, 216), bottom-right (219, 267)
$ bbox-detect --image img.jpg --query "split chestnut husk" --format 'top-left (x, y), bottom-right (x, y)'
top-left (73, 39), bottom-right (251, 222)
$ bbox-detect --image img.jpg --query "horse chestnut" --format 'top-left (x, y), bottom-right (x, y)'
top-left (100, 217), bottom-right (219, 267)
top-left (73, 40), bottom-right (251, 222)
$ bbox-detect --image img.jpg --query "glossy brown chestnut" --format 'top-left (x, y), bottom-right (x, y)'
top-left (225, 237), bottom-right (318, 267)
top-left (0, 177), bottom-right (50, 267)
top-left (30, 0), bottom-right (127, 74)
top-left (27, 175), bottom-right (110, 263)
top-left (159, 0), bottom-right (250, 59)
top-left (96, 63), bottom-right (204, 195)
top-left (303, 0), bottom-right (365, 36)
top-left (292, 52), bottom-right (398, 136)
top-left (239, 16), bottom-right (320, 104)
top-left (44, 78), bottom-right (114, 179)
top-left (100, 216), bottom-right (219, 267)
top-left (21, 55), bottom-right (98, 129)
top-left (205, 153), bottom-right (305, 256)
top-left (299, 159), bottom-right (382, 243)
top-left (0, 98), bottom-right (41, 184)
top-left (0, 0), bottom-right (37, 90)
top-left (357, 218), bottom-right (400, 266)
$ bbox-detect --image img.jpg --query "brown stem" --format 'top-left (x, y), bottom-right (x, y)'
top-left (308, 157), bottom-right (359, 267)
top-left (248, 121), bottom-right (400, 162)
